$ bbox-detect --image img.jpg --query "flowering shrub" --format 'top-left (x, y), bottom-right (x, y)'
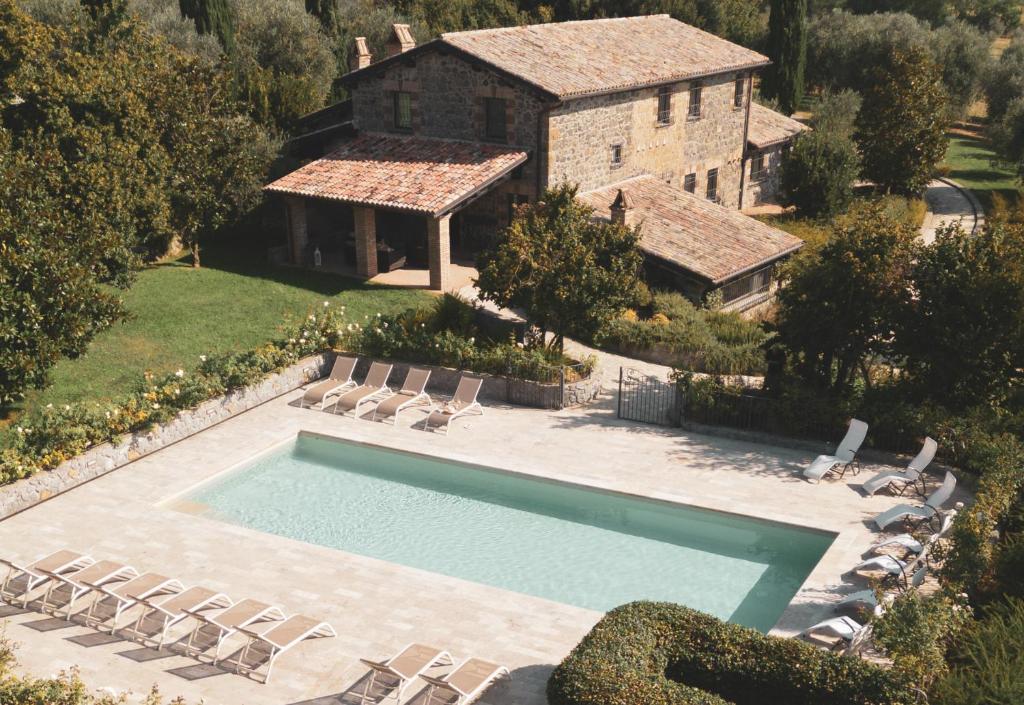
top-left (0, 304), bottom-right (348, 484)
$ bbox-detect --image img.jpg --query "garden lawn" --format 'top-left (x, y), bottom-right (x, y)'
top-left (1, 243), bottom-right (430, 431)
top-left (943, 132), bottom-right (1018, 212)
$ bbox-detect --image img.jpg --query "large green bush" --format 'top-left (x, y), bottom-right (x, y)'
top-left (594, 292), bottom-right (769, 376)
top-left (932, 597), bottom-right (1024, 705)
top-left (547, 602), bottom-right (915, 705)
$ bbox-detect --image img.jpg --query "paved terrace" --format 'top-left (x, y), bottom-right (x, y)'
top-left (0, 384), bottom-right (965, 704)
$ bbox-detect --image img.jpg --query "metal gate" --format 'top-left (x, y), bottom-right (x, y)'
top-left (617, 367), bottom-right (680, 426)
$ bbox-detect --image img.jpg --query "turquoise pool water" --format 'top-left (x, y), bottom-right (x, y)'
top-left (181, 434), bottom-right (833, 631)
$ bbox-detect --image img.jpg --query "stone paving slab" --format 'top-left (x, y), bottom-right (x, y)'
top-left (0, 385), bottom-right (968, 704)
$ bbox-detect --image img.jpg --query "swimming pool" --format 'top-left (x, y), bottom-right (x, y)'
top-left (177, 433), bottom-right (833, 631)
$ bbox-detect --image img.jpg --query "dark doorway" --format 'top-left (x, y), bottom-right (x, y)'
top-left (375, 210), bottom-right (427, 270)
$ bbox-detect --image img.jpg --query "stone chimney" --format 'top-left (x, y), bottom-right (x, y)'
top-left (386, 24), bottom-right (416, 57)
top-left (350, 37), bottom-right (371, 71)
top-left (610, 189), bottom-right (636, 227)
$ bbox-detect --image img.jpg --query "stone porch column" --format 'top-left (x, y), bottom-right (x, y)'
top-left (353, 206), bottom-right (378, 278)
top-left (285, 196), bottom-right (308, 265)
top-left (428, 213), bottom-right (451, 291)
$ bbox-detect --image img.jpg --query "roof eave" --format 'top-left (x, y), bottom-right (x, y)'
top-left (708, 240), bottom-right (804, 286)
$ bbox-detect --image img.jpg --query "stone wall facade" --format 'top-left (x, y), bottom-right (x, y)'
top-left (0, 355), bottom-right (332, 521)
top-left (546, 72), bottom-right (750, 208)
top-left (349, 51), bottom-right (545, 224)
top-left (742, 145), bottom-right (785, 207)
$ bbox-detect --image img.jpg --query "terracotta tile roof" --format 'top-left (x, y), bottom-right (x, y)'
top-left (747, 104), bottom-right (808, 150)
top-left (439, 15), bottom-right (769, 99)
top-left (579, 176), bottom-right (803, 284)
top-left (264, 133), bottom-right (527, 216)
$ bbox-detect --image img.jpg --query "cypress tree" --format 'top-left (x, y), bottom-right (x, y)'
top-left (305, 0), bottom-right (338, 32)
top-left (764, 0), bottom-right (807, 115)
top-left (179, 0), bottom-right (235, 53)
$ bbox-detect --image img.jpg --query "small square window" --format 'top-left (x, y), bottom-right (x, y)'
top-left (657, 86), bottom-right (672, 125)
top-left (734, 77), bottom-right (745, 109)
top-left (706, 168), bottom-right (718, 202)
top-left (683, 173), bottom-right (696, 193)
top-left (611, 143), bottom-right (623, 166)
top-left (688, 83), bottom-right (702, 119)
top-left (484, 97), bottom-right (507, 141)
top-left (393, 92), bottom-right (412, 131)
top-left (751, 153), bottom-right (767, 181)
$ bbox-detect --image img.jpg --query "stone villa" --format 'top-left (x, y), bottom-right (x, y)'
top-left (265, 15), bottom-right (807, 311)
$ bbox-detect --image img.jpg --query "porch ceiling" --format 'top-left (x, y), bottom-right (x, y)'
top-left (264, 132), bottom-right (528, 217)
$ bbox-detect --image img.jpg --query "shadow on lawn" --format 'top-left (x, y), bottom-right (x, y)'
top-left (150, 240), bottom-right (417, 299)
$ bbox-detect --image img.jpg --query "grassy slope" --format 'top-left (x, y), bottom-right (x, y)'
top-left (943, 133), bottom-right (1019, 213)
top-left (3, 243), bottom-right (430, 425)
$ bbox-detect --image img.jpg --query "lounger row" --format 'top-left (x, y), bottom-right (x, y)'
top-left (0, 550), bottom-right (334, 683)
top-left (802, 419), bottom-right (959, 530)
top-left (301, 357), bottom-right (484, 433)
top-left (359, 642), bottom-right (509, 705)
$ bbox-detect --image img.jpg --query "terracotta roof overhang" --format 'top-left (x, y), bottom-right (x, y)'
top-left (264, 132), bottom-right (528, 218)
top-left (579, 176), bottom-right (803, 285)
top-left (746, 103), bottom-right (808, 151)
top-left (338, 16), bottom-right (770, 103)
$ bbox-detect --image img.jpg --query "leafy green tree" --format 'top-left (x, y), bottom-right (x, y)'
top-left (776, 204), bottom-right (918, 393)
top-left (230, 0), bottom-right (335, 130)
top-left (808, 88), bottom-right (862, 136)
top-left (808, 11), bottom-right (989, 117)
top-left (0, 129), bottom-right (127, 405)
top-left (985, 39), bottom-right (1024, 124)
top-left (764, 0), bottom-right (807, 114)
top-left (898, 223), bottom-right (1024, 407)
top-left (178, 0), bottom-right (234, 52)
top-left (855, 47), bottom-right (949, 195)
top-left (476, 184), bottom-right (644, 351)
top-left (780, 129), bottom-right (861, 218)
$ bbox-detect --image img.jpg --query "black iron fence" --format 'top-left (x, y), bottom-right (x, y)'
top-left (616, 367), bottom-right (923, 454)
top-left (617, 367), bottom-right (682, 425)
top-left (505, 360), bottom-right (590, 409)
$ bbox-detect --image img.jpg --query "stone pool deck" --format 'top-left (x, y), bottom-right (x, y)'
top-left (0, 387), bottom-right (967, 704)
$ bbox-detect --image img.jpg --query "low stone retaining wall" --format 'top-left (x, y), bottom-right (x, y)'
top-left (0, 354), bottom-right (331, 521)
top-left (0, 351), bottom-right (603, 520)
top-left (349, 356), bottom-right (602, 410)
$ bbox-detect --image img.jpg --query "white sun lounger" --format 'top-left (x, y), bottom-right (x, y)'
top-left (802, 614), bottom-right (872, 646)
top-left (862, 437), bottom-right (937, 496)
top-left (422, 376), bottom-right (484, 435)
top-left (867, 510), bottom-right (957, 557)
top-left (40, 560), bottom-right (139, 619)
top-left (372, 368), bottom-right (433, 426)
top-left (236, 614), bottom-right (337, 683)
top-left (358, 642), bottom-right (453, 704)
top-left (334, 362), bottom-right (393, 418)
top-left (301, 356), bottom-right (358, 409)
top-left (184, 598), bottom-right (286, 662)
top-left (873, 472), bottom-right (957, 530)
top-left (128, 586), bottom-right (232, 648)
top-left (803, 419), bottom-right (869, 482)
top-left (1, 550), bottom-right (94, 607)
top-left (83, 572), bottom-right (183, 633)
top-left (421, 657), bottom-right (510, 704)
top-left (837, 565), bottom-right (927, 613)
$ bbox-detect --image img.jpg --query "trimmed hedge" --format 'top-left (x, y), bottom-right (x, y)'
top-left (547, 602), bottom-right (915, 705)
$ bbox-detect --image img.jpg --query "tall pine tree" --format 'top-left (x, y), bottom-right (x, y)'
top-left (305, 0), bottom-right (338, 32)
top-left (764, 0), bottom-right (807, 115)
top-left (179, 0), bottom-right (234, 53)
